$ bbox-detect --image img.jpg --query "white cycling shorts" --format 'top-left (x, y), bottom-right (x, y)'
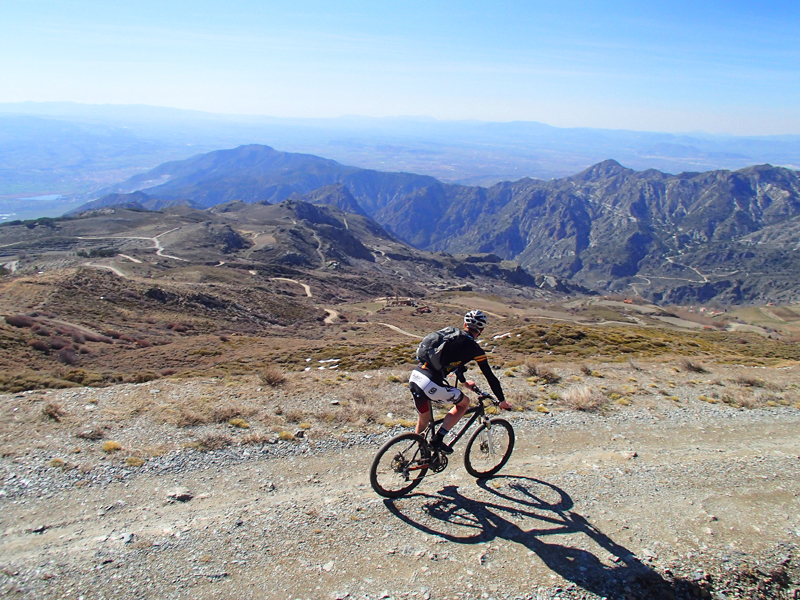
top-left (409, 369), bottom-right (464, 412)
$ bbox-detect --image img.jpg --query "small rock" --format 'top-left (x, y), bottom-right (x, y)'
top-left (322, 561), bottom-right (334, 572)
top-left (121, 532), bottom-right (134, 544)
top-left (295, 430), bottom-right (306, 439)
top-left (620, 451), bottom-right (638, 459)
top-left (330, 400), bottom-right (340, 405)
top-left (168, 489), bottom-right (193, 502)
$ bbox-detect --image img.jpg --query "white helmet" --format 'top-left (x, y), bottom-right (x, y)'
top-left (464, 309), bottom-right (487, 332)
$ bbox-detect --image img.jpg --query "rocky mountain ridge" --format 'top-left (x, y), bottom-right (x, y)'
top-left (73, 145), bottom-right (800, 304)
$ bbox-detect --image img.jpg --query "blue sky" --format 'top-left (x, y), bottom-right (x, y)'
top-left (2, 0), bottom-right (799, 134)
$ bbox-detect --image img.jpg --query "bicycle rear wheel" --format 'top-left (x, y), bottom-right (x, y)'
top-left (464, 418), bottom-right (514, 478)
top-left (370, 433), bottom-right (430, 498)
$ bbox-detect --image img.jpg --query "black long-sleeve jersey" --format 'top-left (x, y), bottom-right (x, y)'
top-left (417, 331), bottom-right (505, 403)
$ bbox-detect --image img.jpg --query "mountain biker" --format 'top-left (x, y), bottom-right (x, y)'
top-left (409, 309), bottom-right (512, 454)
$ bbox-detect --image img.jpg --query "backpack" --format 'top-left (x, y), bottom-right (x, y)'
top-left (416, 326), bottom-right (464, 374)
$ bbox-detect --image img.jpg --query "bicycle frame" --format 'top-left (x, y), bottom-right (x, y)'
top-left (422, 393), bottom-right (492, 453)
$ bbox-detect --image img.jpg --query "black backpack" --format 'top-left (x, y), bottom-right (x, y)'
top-left (416, 326), bottom-right (465, 374)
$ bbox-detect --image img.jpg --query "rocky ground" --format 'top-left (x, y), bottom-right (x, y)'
top-left (2, 360), bottom-right (800, 599)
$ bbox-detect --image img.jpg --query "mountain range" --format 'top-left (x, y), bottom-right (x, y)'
top-left (72, 144), bottom-right (800, 305)
top-left (4, 102), bottom-right (800, 222)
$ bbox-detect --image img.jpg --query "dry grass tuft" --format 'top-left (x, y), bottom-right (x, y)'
top-left (196, 433), bottom-right (232, 451)
top-left (176, 409), bottom-right (211, 428)
top-left (732, 375), bottom-right (765, 388)
top-left (211, 405), bottom-right (251, 423)
top-left (680, 358), bottom-right (708, 374)
top-left (278, 430), bottom-right (296, 441)
top-left (560, 385), bottom-right (606, 412)
top-left (241, 432), bottom-right (277, 445)
top-left (42, 402), bottom-right (65, 422)
top-left (259, 366), bottom-right (286, 387)
top-left (524, 362), bottom-right (561, 384)
top-left (125, 456), bottom-right (145, 467)
top-left (283, 408), bottom-right (306, 424)
top-left (101, 440), bottom-right (122, 453)
top-left (228, 417), bottom-right (250, 429)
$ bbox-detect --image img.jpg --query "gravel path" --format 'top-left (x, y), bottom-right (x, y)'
top-left (2, 388), bottom-right (799, 600)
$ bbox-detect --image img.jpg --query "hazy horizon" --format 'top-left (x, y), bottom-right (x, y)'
top-left (2, 2), bottom-right (798, 136)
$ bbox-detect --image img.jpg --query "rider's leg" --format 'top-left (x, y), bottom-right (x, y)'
top-left (415, 409), bottom-right (431, 435)
top-left (430, 394), bottom-right (469, 452)
top-left (441, 395), bottom-right (469, 431)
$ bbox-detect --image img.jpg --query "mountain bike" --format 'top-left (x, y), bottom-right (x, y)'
top-left (369, 387), bottom-right (515, 498)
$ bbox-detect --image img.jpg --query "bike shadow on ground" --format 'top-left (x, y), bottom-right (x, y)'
top-left (383, 477), bottom-right (705, 599)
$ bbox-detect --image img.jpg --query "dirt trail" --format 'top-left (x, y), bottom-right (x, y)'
top-left (3, 407), bottom-right (799, 599)
top-left (271, 277), bottom-right (313, 297)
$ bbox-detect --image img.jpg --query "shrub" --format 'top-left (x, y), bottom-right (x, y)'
top-left (57, 347), bottom-right (79, 365)
top-left (70, 332), bottom-right (86, 344)
top-left (579, 364), bottom-right (592, 376)
top-left (63, 369), bottom-right (104, 386)
top-left (5, 314), bottom-right (35, 328)
top-left (103, 330), bottom-right (122, 339)
top-left (278, 430), bottom-right (296, 441)
top-left (560, 386), bottom-right (606, 412)
top-left (680, 358), bottom-right (707, 374)
top-left (126, 456), bottom-right (145, 467)
top-left (228, 417), bottom-right (250, 429)
top-left (48, 336), bottom-right (71, 350)
top-left (128, 372), bottom-right (157, 383)
top-left (135, 339), bottom-right (152, 348)
top-left (27, 339), bottom-right (49, 353)
top-left (43, 402), bottom-right (65, 422)
top-left (259, 366), bottom-right (286, 387)
top-left (102, 440), bottom-right (122, 453)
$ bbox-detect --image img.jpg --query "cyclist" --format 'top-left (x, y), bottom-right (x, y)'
top-left (409, 309), bottom-right (512, 454)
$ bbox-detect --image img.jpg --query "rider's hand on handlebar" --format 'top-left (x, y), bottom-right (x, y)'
top-left (464, 380), bottom-right (477, 391)
top-left (498, 401), bottom-right (512, 411)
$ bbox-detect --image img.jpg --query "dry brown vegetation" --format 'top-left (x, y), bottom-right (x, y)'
top-left (680, 358), bottom-right (708, 373)
top-left (42, 402), bottom-right (65, 422)
top-left (559, 385), bottom-right (607, 412)
top-left (259, 366), bottom-right (286, 387)
top-left (523, 361), bottom-right (561, 384)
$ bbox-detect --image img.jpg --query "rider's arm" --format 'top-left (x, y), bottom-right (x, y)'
top-left (475, 356), bottom-right (506, 403)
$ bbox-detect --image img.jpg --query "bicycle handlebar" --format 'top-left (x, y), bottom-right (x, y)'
top-left (470, 385), bottom-right (498, 405)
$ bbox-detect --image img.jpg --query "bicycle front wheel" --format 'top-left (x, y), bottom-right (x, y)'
top-left (370, 433), bottom-right (430, 498)
top-left (464, 418), bottom-right (515, 478)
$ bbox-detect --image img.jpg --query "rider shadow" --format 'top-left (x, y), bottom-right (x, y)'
top-left (384, 477), bottom-right (705, 599)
